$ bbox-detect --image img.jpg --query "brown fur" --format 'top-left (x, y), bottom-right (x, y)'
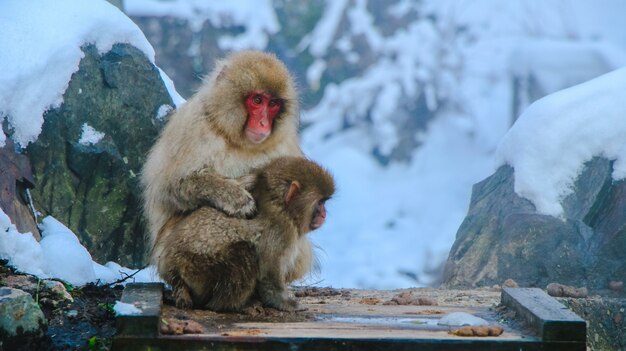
top-left (142, 51), bottom-right (316, 281)
top-left (155, 157), bottom-right (335, 311)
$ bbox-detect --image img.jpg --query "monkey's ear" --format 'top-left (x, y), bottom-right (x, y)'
top-left (285, 181), bottom-right (300, 205)
top-left (216, 66), bottom-right (228, 82)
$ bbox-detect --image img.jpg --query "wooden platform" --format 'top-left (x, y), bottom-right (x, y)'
top-left (112, 284), bottom-right (586, 351)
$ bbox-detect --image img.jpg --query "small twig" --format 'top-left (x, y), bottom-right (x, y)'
top-left (25, 188), bottom-right (39, 223)
top-left (106, 265), bottom-right (148, 286)
top-left (295, 278), bottom-right (325, 289)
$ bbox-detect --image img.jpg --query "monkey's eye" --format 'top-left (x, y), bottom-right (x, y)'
top-left (268, 99), bottom-right (282, 108)
top-left (252, 95), bottom-right (263, 105)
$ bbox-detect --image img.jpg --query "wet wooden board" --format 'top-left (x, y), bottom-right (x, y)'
top-left (115, 283), bottom-right (163, 337)
top-left (113, 284), bottom-right (586, 351)
top-left (501, 287), bottom-right (586, 341)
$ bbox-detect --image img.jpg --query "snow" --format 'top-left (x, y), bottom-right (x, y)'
top-left (495, 67), bottom-right (626, 217)
top-left (299, 0), bottom-right (626, 288)
top-left (305, 113), bottom-right (493, 288)
top-left (306, 0), bottom-right (349, 57)
top-left (158, 68), bottom-right (186, 107)
top-left (39, 217), bottom-right (97, 286)
top-left (438, 312), bottom-right (489, 327)
top-left (78, 123), bottom-right (105, 146)
top-left (124, 0), bottom-right (279, 51)
top-left (113, 301), bottom-right (142, 316)
top-left (510, 40), bottom-right (626, 98)
top-left (0, 209), bottom-right (159, 286)
top-left (156, 104), bottom-right (174, 121)
top-left (0, 0), bottom-right (179, 148)
top-left (306, 59), bottom-right (327, 91)
top-left (0, 210), bottom-right (47, 278)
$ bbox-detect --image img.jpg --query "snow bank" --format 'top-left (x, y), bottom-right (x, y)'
top-left (0, 210), bottom-right (47, 278)
top-left (39, 217), bottom-right (97, 286)
top-left (0, 209), bottom-right (158, 286)
top-left (0, 0), bottom-right (180, 147)
top-left (496, 67), bottom-right (626, 217)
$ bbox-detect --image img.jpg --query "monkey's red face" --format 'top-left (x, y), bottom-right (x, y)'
top-left (310, 199), bottom-right (327, 230)
top-left (245, 91), bottom-right (283, 144)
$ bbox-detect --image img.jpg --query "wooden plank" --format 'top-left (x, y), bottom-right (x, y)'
top-left (501, 288), bottom-right (586, 342)
top-left (115, 282), bottom-right (163, 337)
top-left (113, 286), bottom-right (587, 350)
top-left (113, 335), bottom-right (582, 351)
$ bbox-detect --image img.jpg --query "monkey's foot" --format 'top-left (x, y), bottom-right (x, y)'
top-left (173, 286), bottom-right (194, 309)
top-left (266, 297), bottom-right (300, 312)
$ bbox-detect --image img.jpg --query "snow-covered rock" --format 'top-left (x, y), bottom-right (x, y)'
top-left (444, 69), bottom-right (626, 288)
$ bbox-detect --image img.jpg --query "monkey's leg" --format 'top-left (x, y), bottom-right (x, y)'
top-left (257, 270), bottom-right (299, 312)
top-left (174, 168), bottom-right (256, 217)
top-left (203, 241), bottom-right (259, 312)
top-left (170, 276), bottom-right (194, 309)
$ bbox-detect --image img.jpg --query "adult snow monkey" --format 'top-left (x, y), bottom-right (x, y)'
top-left (141, 51), bottom-right (315, 283)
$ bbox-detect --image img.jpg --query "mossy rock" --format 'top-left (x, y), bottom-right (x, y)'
top-left (26, 43), bottom-right (173, 266)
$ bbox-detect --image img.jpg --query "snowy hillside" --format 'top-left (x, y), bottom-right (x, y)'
top-left (1, 0), bottom-right (625, 289)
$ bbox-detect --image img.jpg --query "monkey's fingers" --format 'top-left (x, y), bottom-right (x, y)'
top-left (219, 187), bottom-right (257, 219)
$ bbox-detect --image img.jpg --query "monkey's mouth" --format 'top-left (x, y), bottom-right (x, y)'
top-left (245, 129), bottom-right (270, 144)
top-left (310, 219), bottom-right (324, 230)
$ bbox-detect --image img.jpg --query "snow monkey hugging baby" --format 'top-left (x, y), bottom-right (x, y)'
top-left (141, 51), bottom-right (334, 310)
top-left (155, 157), bottom-right (334, 311)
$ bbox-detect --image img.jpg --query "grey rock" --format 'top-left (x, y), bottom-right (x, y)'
top-left (0, 287), bottom-right (47, 344)
top-left (444, 157), bottom-right (626, 289)
top-left (24, 43), bottom-right (173, 267)
top-left (3, 275), bottom-right (73, 309)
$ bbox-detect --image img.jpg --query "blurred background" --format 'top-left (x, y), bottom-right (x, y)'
top-left (120, 0), bottom-right (626, 289)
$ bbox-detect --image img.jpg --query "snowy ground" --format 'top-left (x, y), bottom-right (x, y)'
top-left (1, 0), bottom-right (626, 289)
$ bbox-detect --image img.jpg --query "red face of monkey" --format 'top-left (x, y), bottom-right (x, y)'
top-left (245, 91), bottom-right (283, 144)
top-left (310, 199), bottom-right (327, 230)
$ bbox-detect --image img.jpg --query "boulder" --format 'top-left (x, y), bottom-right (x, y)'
top-left (0, 287), bottom-right (47, 349)
top-left (25, 43), bottom-right (173, 267)
top-left (443, 157), bottom-right (626, 289)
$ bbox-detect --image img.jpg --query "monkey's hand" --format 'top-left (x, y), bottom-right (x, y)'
top-left (216, 179), bottom-right (257, 218)
top-left (177, 169), bottom-right (256, 218)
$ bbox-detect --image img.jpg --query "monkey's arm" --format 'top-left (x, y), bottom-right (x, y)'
top-left (172, 168), bottom-right (257, 218)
